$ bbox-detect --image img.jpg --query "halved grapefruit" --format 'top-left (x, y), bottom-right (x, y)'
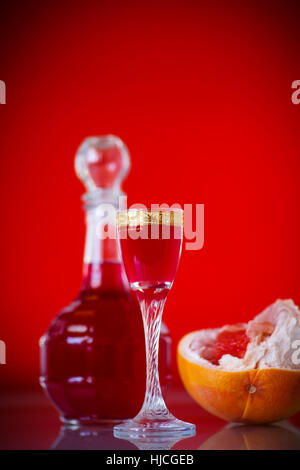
top-left (178, 299), bottom-right (300, 424)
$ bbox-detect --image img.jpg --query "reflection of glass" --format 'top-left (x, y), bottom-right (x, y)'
top-left (115, 435), bottom-right (192, 450)
top-left (199, 422), bottom-right (300, 450)
top-left (114, 209), bottom-right (195, 439)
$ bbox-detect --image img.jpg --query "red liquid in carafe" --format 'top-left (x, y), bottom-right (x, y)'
top-left (40, 262), bottom-right (172, 424)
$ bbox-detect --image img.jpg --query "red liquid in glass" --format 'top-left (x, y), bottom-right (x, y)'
top-left (119, 224), bottom-right (182, 289)
top-left (40, 262), bottom-right (172, 424)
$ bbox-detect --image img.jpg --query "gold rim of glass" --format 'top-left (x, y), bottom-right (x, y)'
top-left (116, 208), bottom-right (184, 227)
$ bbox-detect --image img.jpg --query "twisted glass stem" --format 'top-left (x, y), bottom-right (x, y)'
top-left (138, 294), bottom-right (171, 420)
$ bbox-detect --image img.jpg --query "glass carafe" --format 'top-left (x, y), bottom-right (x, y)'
top-left (39, 136), bottom-right (172, 424)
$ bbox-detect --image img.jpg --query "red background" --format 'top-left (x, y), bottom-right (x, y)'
top-left (0, 0), bottom-right (299, 389)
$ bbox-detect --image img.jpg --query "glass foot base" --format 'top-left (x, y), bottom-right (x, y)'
top-left (114, 416), bottom-right (195, 440)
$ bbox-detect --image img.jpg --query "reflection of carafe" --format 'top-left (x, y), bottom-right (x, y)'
top-left (40, 135), bottom-right (172, 424)
top-left (51, 425), bottom-right (138, 450)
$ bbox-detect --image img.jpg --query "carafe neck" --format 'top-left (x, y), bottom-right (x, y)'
top-left (80, 202), bottom-right (128, 291)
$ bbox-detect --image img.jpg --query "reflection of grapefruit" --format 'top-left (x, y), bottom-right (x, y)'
top-left (178, 300), bottom-right (300, 424)
top-left (199, 423), bottom-right (300, 450)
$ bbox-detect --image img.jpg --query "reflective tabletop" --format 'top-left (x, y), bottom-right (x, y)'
top-left (1, 386), bottom-right (300, 450)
